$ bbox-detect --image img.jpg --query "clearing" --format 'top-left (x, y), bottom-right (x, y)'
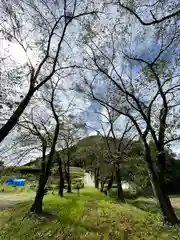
top-left (0, 193), bottom-right (34, 209)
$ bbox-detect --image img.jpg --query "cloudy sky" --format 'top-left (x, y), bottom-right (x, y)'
top-left (0, 0), bottom-right (179, 164)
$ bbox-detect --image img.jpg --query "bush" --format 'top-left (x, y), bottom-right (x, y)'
top-left (108, 188), bottom-right (138, 200)
top-left (72, 178), bottom-right (84, 195)
top-left (29, 184), bottom-right (37, 190)
top-left (123, 189), bottom-right (138, 199)
top-left (0, 176), bottom-right (7, 185)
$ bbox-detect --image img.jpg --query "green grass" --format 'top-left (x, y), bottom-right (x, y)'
top-left (1, 189), bottom-right (180, 239)
top-left (0, 184), bottom-right (35, 193)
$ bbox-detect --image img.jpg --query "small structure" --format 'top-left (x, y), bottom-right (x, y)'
top-left (122, 181), bottom-right (130, 190)
top-left (84, 172), bottom-right (94, 187)
top-left (5, 178), bottom-right (25, 187)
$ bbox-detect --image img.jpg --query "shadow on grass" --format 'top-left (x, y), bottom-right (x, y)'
top-left (130, 200), bottom-right (160, 214)
top-left (23, 211), bottom-right (57, 221)
top-left (169, 195), bottom-right (180, 198)
top-left (130, 197), bottom-right (180, 218)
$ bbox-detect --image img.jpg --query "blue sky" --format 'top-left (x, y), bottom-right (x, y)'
top-left (77, 14), bottom-right (180, 153)
top-left (0, 0), bottom-right (179, 164)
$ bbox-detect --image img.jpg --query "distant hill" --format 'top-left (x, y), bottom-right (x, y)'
top-left (24, 135), bottom-right (109, 168)
top-left (24, 135), bottom-right (143, 170)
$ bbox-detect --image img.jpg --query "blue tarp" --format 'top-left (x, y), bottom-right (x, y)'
top-left (6, 178), bottom-right (25, 187)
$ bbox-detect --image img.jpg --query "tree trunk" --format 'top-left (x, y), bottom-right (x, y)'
top-left (95, 178), bottom-right (99, 189)
top-left (57, 153), bottom-right (64, 197)
top-left (94, 168), bottom-right (99, 189)
top-left (0, 88), bottom-right (34, 143)
top-left (31, 176), bottom-right (46, 213)
top-left (77, 188), bottom-right (80, 196)
top-left (100, 180), bottom-right (105, 192)
top-left (147, 168), bottom-right (157, 198)
top-left (31, 119), bottom-right (59, 213)
top-left (31, 140), bottom-right (47, 213)
top-left (65, 153), bottom-right (71, 193)
top-left (59, 177), bottom-right (64, 197)
top-left (67, 176), bottom-right (71, 193)
top-left (145, 147), bottom-right (179, 225)
top-left (107, 174), bottom-right (113, 191)
top-left (116, 165), bottom-right (125, 203)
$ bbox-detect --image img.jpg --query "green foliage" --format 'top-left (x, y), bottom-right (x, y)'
top-left (109, 185), bottom-right (139, 199)
top-left (23, 136), bottom-right (147, 191)
top-left (148, 140), bottom-right (180, 193)
top-left (72, 178), bottom-right (84, 191)
top-left (142, 59), bottom-right (173, 83)
top-left (124, 156), bottom-right (149, 190)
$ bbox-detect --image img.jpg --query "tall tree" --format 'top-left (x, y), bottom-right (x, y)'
top-left (59, 116), bottom-right (83, 193)
top-left (90, 102), bottom-right (137, 202)
top-left (77, 7), bottom-right (180, 223)
top-left (18, 78), bottom-right (72, 212)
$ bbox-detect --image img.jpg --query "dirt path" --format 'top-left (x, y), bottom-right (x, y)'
top-left (0, 193), bottom-right (34, 210)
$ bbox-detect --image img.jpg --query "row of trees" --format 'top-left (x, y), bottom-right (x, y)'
top-left (0, 0), bottom-right (179, 225)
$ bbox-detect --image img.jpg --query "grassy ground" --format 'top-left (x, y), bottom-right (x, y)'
top-left (0, 189), bottom-right (180, 239)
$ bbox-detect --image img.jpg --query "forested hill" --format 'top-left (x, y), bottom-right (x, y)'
top-left (24, 135), bottom-right (143, 169)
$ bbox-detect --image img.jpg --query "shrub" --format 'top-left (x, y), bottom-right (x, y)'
top-left (123, 189), bottom-right (138, 199)
top-left (108, 188), bottom-right (138, 200)
top-left (72, 178), bottom-right (84, 195)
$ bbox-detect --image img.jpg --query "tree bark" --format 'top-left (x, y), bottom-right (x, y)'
top-left (31, 117), bottom-right (59, 213)
top-left (59, 177), bottom-right (64, 197)
top-left (65, 171), bottom-right (71, 193)
top-left (116, 165), bottom-right (125, 203)
top-left (107, 174), bottom-right (113, 191)
top-left (57, 153), bottom-right (64, 197)
top-left (94, 168), bottom-right (99, 189)
top-left (0, 88), bottom-right (34, 143)
top-left (100, 180), bottom-right (105, 192)
top-left (31, 139), bottom-right (47, 212)
top-left (31, 176), bottom-right (46, 213)
top-left (65, 153), bottom-right (71, 193)
top-left (145, 146), bottom-right (179, 225)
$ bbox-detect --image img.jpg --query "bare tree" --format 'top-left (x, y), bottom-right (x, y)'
top-left (18, 77), bottom-right (72, 212)
top-left (58, 116), bottom-right (83, 193)
top-left (88, 101), bottom-right (137, 202)
top-left (78, 15), bottom-right (180, 223)
top-left (0, 0), bottom-right (99, 143)
top-left (18, 116), bottom-right (48, 175)
top-left (30, 79), bottom-right (62, 212)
